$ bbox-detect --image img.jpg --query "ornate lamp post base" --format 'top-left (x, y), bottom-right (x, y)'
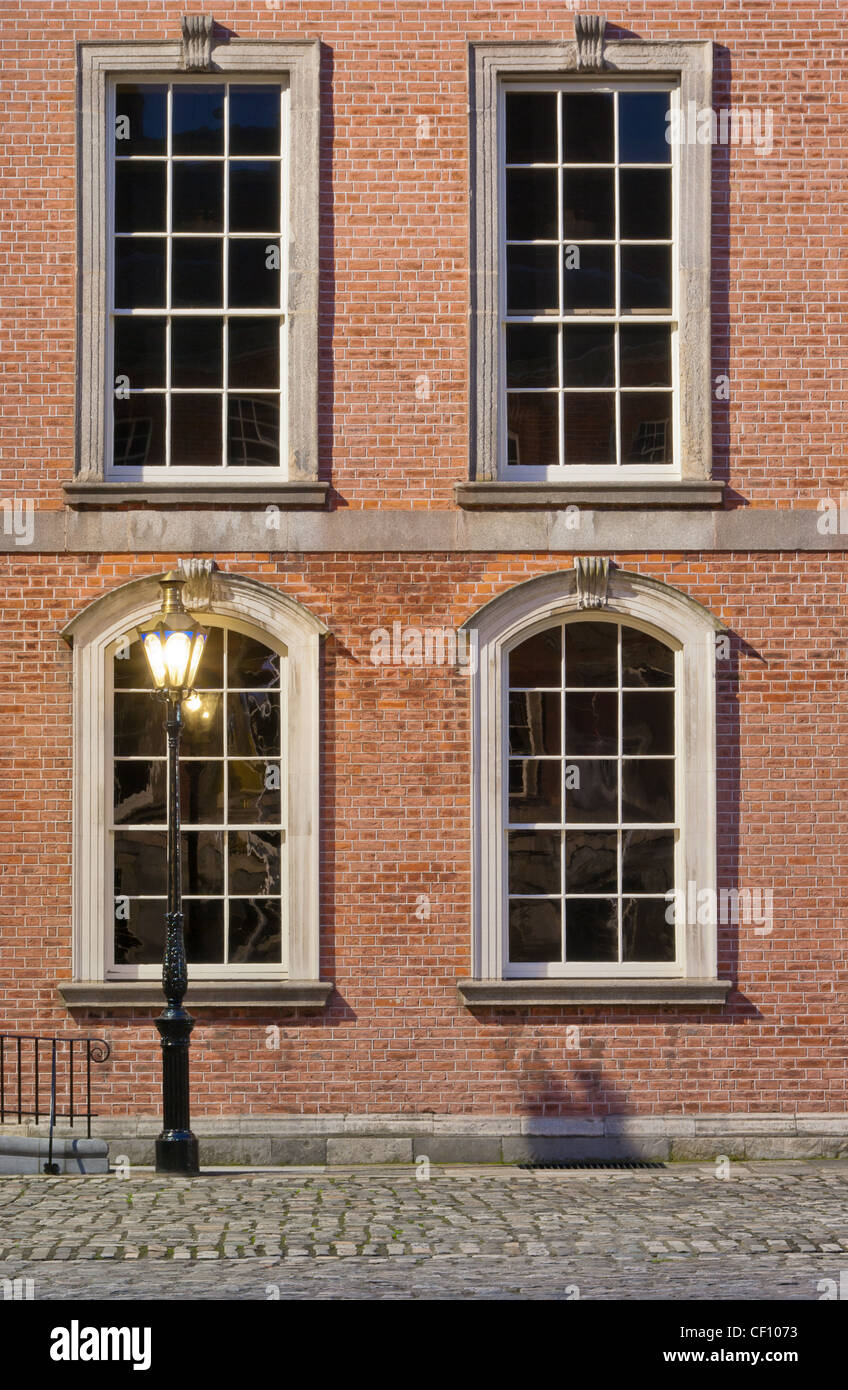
top-left (154, 1006), bottom-right (199, 1175)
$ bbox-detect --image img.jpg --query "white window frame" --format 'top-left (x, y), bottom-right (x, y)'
top-left (465, 566), bottom-right (722, 983)
top-left (63, 570), bottom-right (327, 984)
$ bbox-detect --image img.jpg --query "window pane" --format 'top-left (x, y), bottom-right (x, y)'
top-left (565, 690), bottom-right (618, 755)
top-left (115, 162), bottom-right (166, 232)
top-left (115, 899), bottom-right (165, 964)
top-left (509, 691), bottom-right (561, 756)
top-left (181, 691), bottom-right (223, 756)
top-left (183, 899), bottom-right (225, 963)
top-left (506, 245), bottom-right (558, 314)
top-left (619, 168), bottom-right (671, 240)
top-left (171, 160), bottom-right (224, 232)
top-left (227, 396), bottom-right (280, 466)
top-left (229, 161), bottom-right (280, 232)
top-left (509, 627), bottom-right (561, 687)
top-left (115, 85), bottom-right (167, 156)
top-left (622, 898), bottom-right (675, 961)
top-left (172, 86), bottom-right (225, 155)
top-left (508, 830), bottom-right (561, 895)
top-left (229, 898), bottom-right (282, 963)
top-left (622, 690), bottom-right (674, 755)
top-left (228, 318), bottom-right (280, 389)
top-left (171, 317), bottom-right (224, 388)
top-left (563, 327), bottom-right (614, 388)
top-left (171, 393), bottom-right (223, 467)
top-left (620, 244), bottom-right (672, 313)
top-left (113, 394), bottom-right (166, 467)
top-left (114, 317), bottom-right (166, 389)
top-left (228, 760), bottom-right (282, 824)
top-left (563, 393), bottom-right (614, 464)
top-left (505, 92), bottom-right (557, 164)
top-left (622, 829), bottom-right (674, 893)
top-left (114, 637), bottom-right (156, 689)
top-left (114, 692), bottom-right (164, 757)
top-left (618, 92), bottom-right (672, 164)
top-left (171, 238), bottom-right (223, 308)
top-left (114, 830), bottom-right (167, 896)
top-left (113, 760), bottom-right (166, 824)
top-left (563, 169), bottom-right (614, 240)
top-left (565, 831), bottom-right (617, 894)
top-left (227, 691), bottom-right (281, 758)
top-left (506, 325), bottom-right (558, 389)
top-left (564, 245), bottom-right (614, 312)
top-left (562, 93), bottom-right (614, 163)
top-left (194, 625), bottom-right (224, 687)
top-left (228, 239), bottom-right (280, 308)
top-left (506, 393), bottom-right (559, 467)
top-left (229, 830), bottom-right (282, 895)
top-left (228, 631), bottom-right (281, 688)
top-left (565, 898), bottom-right (617, 961)
top-left (619, 325), bottom-right (671, 387)
top-left (505, 168), bottom-right (558, 240)
top-left (565, 759), bottom-right (617, 823)
top-left (620, 393), bottom-right (672, 464)
top-left (565, 622), bottom-right (618, 686)
top-left (509, 899), bottom-right (561, 963)
top-left (229, 86), bottom-right (281, 156)
top-left (508, 759), bottom-right (561, 824)
top-left (621, 759), bottom-right (674, 823)
top-left (114, 239), bottom-right (166, 308)
top-left (621, 629), bottom-right (674, 687)
top-left (182, 831), bottom-right (225, 895)
top-left (180, 760), bottom-right (224, 825)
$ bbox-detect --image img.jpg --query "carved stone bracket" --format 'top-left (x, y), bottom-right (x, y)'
top-left (178, 558), bottom-right (218, 610)
top-left (180, 15), bottom-right (214, 72)
top-left (574, 556), bottom-right (610, 609)
top-left (574, 14), bottom-right (607, 72)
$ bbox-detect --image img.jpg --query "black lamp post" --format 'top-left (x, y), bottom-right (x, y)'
top-left (139, 571), bottom-right (208, 1176)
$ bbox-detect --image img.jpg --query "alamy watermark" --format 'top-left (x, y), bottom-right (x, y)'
top-left (667, 102), bottom-right (774, 155)
top-left (665, 881), bottom-right (774, 935)
top-left (0, 498), bottom-right (34, 546)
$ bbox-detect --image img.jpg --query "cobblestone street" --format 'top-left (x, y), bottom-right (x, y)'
top-left (1, 1161), bottom-right (847, 1300)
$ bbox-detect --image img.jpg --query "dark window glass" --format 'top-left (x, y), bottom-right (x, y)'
top-left (622, 691), bottom-right (674, 754)
top-left (180, 692), bottom-right (224, 757)
top-left (508, 759), bottom-right (561, 824)
top-left (113, 394), bottom-right (166, 467)
top-left (172, 86), bottom-right (225, 155)
top-left (227, 691), bottom-right (281, 759)
top-left (566, 622), bottom-right (618, 687)
top-left (622, 898), bottom-right (675, 961)
top-left (506, 393), bottom-right (559, 467)
top-left (565, 898), bottom-right (618, 961)
top-left (229, 898), bottom-right (282, 963)
top-left (182, 831), bottom-right (225, 895)
top-left (620, 244), bottom-right (672, 313)
top-left (228, 239), bottom-right (280, 308)
top-left (183, 899), bottom-right (225, 963)
top-left (114, 692), bottom-right (165, 757)
top-left (193, 625), bottom-right (224, 687)
top-left (229, 161), bottom-right (279, 232)
top-left (228, 760), bottom-right (282, 824)
top-left (619, 324), bottom-right (671, 387)
top-left (509, 691), bottom-right (561, 756)
top-left (115, 162), bottom-right (166, 232)
top-left (563, 169), bottom-right (614, 240)
top-left (565, 691), bottom-right (618, 755)
top-left (228, 631), bottom-right (280, 688)
top-left (618, 92), bottom-right (672, 164)
top-left (114, 239), bottom-right (166, 308)
top-left (505, 92), bottom-right (557, 164)
top-left (114, 830), bottom-right (167, 896)
top-left (227, 396), bottom-right (279, 466)
top-left (563, 327), bottom-right (614, 388)
top-left (115, 85), bottom-right (167, 156)
top-left (506, 325), bottom-right (558, 389)
top-left (180, 760), bottom-right (225, 825)
top-left (619, 168), bottom-right (671, 240)
top-left (563, 393), bottom-right (614, 464)
top-left (113, 636), bottom-right (157, 689)
top-left (229, 86), bottom-right (281, 156)
top-left (562, 93), bottom-right (614, 163)
top-left (171, 318), bottom-right (223, 388)
top-left (171, 160), bottom-right (224, 232)
top-left (113, 760), bottom-right (166, 824)
top-left (114, 317), bottom-right (166, 389)
top-left (229, 830), bottom-right (282, 895)
top-left (508, 830), bottom-right (561, 895)
top-left (171, 393), bottom-right (222, 466)
top-left (171, 238), bottom-right (223, 308)
top-left (114, 899), bottom-right (166, 964)
top-left (621, 393), bottom-right (672, 464)
top-left (621, 629), bottom-right (674, 687)
top-left (509, 899), bottom-right (561, 963)
top-left (565, 759), bottom-right (618, 823)
top-left (621, 758), bottom-right (674, 823)
top-left (564, 244), bottom-right (614, 312)
top-left (228, 318), bottom-right (280, 389)
top-left (622, 829), bottom-right (675, 894)
top-left (565, 831), bottom-right (617, 894)
top-left (509, 627), bottom-right (562, 687)
top-left (505, 168), bottom-right (558, 240)
top-left (506, 245), bottom-right (559, 314)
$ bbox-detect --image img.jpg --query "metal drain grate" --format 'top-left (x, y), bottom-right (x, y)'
top-left (519, 1159), bottom-right (666, 1170)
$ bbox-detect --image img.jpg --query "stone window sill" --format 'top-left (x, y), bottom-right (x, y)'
top-left (455, 482), bottom-right (725, 509)
top-left (63, 481), bottom-right (329, 509)
top-left (458, 978), bottom-right (732, 1006)
top-left (59, 980), bottom-right (333, 1010)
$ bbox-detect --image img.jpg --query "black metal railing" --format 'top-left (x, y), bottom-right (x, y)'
top-left (0, 1035), bottom-right (111, 1165)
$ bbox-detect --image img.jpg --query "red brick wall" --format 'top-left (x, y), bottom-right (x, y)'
top-left (0, 551), bottom-right (846, 1116)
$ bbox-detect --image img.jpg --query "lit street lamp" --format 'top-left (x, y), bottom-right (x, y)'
top-left (140, 571), bottom-right (208, 1175)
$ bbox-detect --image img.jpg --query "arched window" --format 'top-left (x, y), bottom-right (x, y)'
top-left (462, 565), bottom-right (728, 1003)
top-left (61, 569), bottom-right (329, 1005)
